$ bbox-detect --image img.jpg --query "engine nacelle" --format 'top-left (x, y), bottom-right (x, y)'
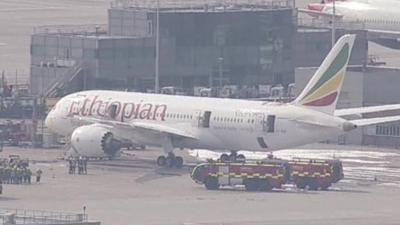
top-left (70, 125), bottom-right (121, 158)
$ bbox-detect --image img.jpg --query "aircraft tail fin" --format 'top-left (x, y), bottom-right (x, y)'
top-left (293, 34), bottom-right (356, 115)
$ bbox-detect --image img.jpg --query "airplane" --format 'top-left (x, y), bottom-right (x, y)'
top-left (301, 0), bottom-right (400, 49)
top-left (45, 34), bottom-right (400, 168)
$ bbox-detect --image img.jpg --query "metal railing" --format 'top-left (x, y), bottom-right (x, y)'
top-left (0, 208), bottom-right (87, 225)
top-left (297, 17), bottom-right (366, 30)
top-left (111, 0), bottom-right (295, 11)
top-left (44, 63), bottom-right (83, 98)
top-left (33, 24), bottom-right (107, 35)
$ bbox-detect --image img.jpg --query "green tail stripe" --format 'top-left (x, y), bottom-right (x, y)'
top-left (302, 43), bottom-right (349, 101)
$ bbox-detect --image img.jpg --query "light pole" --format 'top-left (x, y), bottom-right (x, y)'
top-left (331, 0), bottom-right (336, 47)
top-left (218, 57), bottom-right (223, 90)
top-left (155, 0), bottom-right (160, 93)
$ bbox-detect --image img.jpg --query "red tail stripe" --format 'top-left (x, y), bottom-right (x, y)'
top-left (303, 92), bottom-right (338, 107)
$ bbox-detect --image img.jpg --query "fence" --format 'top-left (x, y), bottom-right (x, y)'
top-left (33, 24), bottom-right (107, 36)
top-left (298, 17), bottom-right (365, 30)
top-left (111, 0), bottom-right (295, 10)
top-left (0, 208), bottom-right (87, 225)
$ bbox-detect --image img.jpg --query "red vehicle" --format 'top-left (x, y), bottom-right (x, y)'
top-left (191, 158), bottom-right (343, 192)
top-left (288, 158), bottom-right (344, 190)
top-left (191, 160), bottom-right (289, 191)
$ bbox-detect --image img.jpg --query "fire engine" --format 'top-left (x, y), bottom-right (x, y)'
top-left (288, 158), bottom-right (344, 190)
top-left (191, 158), bottom-right (343, 191)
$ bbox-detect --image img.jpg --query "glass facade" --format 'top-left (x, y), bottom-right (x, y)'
top-left (31, 8), bottom-right (296, 94)
top-left (150, 9), bottom-right (296, 91)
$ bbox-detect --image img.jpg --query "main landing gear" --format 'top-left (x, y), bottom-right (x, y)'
top-left (157, 135), bottom-right (184, 168)
top-left (157, 153), bottom-right (183, 168)
top-left (219, 151), bottom-right (246, 163)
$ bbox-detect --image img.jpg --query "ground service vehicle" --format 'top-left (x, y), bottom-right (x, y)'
top-left (191, 158), bottom-right (344, 191)
top-left (288, 158), bottom-right (344, 190)
top-left (191, 161), bottom-right (289, 191)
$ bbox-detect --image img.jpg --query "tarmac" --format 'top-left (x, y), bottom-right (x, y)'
top-left (1, 144), bottom-right (400, 225)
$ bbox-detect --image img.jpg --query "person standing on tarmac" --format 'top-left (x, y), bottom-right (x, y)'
top-left (22, 168), bottom-right (27, 183)
top-left (16, 167), bottom-right (22, 184)
top-left (68, 157), bottom-right (74, 174)
top-left (83, 157), bottom-right (88, 174)
top-left (36, 169), bottom-right (42, 183)
top-left (10, 167), bottom-right (15, 184)
top-left (26, 168), bottom-right (32, 184)
top-left (78, 157), bottom-right (82, 174)
top-left (72, 157), bottom-right (77, 174)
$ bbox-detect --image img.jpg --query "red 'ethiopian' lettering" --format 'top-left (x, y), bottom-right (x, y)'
top-left (153, 104), bottom-right (167, 121)
top-left (68, 95), bottom-right (168, 122)
top-left (139, 103), bottom-right (152, 119)
top-left (121, 103), bottom-right (135, 121)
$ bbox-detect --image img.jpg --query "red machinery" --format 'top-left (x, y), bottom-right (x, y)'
top-left (191, 158), bottom-right (343, 191)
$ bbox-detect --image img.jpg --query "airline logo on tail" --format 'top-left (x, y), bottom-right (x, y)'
top-left (299, 43), bottom-right (349, 107)
top-left (294, 34), bottom-right (355, 115)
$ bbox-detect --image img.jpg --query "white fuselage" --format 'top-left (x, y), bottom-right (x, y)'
top-left (319, 0), bottom-right (400, 31)
top-left (46, 90), bottom-right (348, 152)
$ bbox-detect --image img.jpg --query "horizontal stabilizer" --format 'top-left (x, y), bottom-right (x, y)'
top-left (350, 116), bottom-right (400, 127)
top-left (335, 104), bottom-right (400, 117)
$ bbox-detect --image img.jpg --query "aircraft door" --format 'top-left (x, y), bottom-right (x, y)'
top-left (202, 111), bottom-right (211, 128)
top-left (262, 115), bottom-right (275, 133)
top-left (196, 110), bottom-right (212, 128)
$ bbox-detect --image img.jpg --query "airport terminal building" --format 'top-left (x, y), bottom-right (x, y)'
top-left (30, 0), bottom-right (296, 96)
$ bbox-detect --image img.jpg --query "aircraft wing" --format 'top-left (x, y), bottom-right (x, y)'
top-left (335, 104), bottom-right (400, 117)
top-left (368, 29), bottom-right (400, 39)
top-left (366, 29), bottom-right (400, 49)
top-left (350, 116), bottom-right (400, 127)
top-left (73, 116), bottom-right (197, 139)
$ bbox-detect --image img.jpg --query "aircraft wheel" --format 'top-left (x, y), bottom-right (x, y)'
top-left (229, 151), bottom-right (238, 162)
top-left (296, 179), bottom-right (307, 189)
top-left (166, 156), bottom-right (176, 168)
top-left (307, 179), bottom-right (319, 191)
top-left (205, 176), bottom-right (219, 190)
top-left (175, 156), bottom-right (183, 168)
top-left (259, 179), bottom-right (272, 192)
top-left (220, 153), bottom-right (229, 162)
top-left (244, 179), bottom-right (260, 192)
top-left (236, 154), bottom-right (246, 162)
top-left (320, 184), bottom-right (331, 191)
top-left (157, 156), bottom-right (166, 167)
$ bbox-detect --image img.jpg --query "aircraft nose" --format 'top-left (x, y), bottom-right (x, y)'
top-left (308, 3), bottom-right (325, 11)
top-left (45, 111), bottom-right (55, 131)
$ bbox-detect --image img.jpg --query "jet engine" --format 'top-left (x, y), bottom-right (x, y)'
top-left (70, 125), bottom-right (122, 158)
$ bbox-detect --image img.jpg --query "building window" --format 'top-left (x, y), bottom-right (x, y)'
top-left (376, 125), bottom-right (400, 137)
